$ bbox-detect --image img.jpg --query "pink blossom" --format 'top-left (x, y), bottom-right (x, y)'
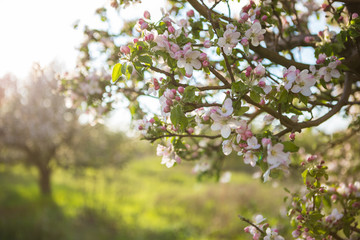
top-left (202, 60), bottom-right (209, 67)
top-left (352, 13), bottom-right (359, 19)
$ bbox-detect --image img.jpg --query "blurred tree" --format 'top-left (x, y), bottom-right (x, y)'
top-left (0, 64), bottom-right (78, 196)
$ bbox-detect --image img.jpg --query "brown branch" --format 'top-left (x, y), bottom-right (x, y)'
top-left (144, 133), bottom-right (221, 143)
top-left (297, 72), bottom-right (353, 129)
top-left (238, 215), bottom-right (265, 235)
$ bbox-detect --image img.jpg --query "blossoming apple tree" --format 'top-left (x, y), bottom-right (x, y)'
top-left (61, 0), bottom-right (360, 238)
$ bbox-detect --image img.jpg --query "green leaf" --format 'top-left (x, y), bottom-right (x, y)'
top-left (138, 55), bottom-right (152, 65)
top-left (111, 63), bottom-right (122, 83)
top-left (170, 105), bottom-right (188, 131)
top-left (250, 91), bottom-right (261, 103)
top-left (234, 106), bottom-right (249, 116)
top-left (282, 141), bottom-right (299, 152)
top-left (231, 81), bottom-right (248, 94)
top-left (302, 169), bottom-right (308, 184)
top-left (182, 86), bottom-right (198, 103)
top-left (121, 62), bottom-right (127, 75)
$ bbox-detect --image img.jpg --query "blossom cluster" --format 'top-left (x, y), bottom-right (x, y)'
top-left (244, 215), bottom-right (285, 240)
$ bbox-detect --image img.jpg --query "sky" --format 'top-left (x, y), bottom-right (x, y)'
top-left (0, 0), bottom-right (167, 78)
top-left (0, 0), bottom-right (349, 133)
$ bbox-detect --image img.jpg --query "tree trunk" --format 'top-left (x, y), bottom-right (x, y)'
top-left (38, 166), bottom-right (52, 197)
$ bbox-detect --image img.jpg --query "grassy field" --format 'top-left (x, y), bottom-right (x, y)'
top-left (0, 156), bottom-right (293, 240)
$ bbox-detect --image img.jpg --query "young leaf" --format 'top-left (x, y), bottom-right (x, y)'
top-left (112, 63), bottom-right (122, 83)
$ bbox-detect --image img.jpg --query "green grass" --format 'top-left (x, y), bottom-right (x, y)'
top-left (0, 156), bottom-right (292, 240)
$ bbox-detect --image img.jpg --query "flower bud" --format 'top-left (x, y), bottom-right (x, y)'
top-left (166, 99), bottom-right (173, 106)
top-left (199, 52), bottom-right (207, 61)
top-left (149, 118), bottom-right (155, 124)
top-left (175, 96), bottom-right (181, 101)
top-left (171, 89), bottom-right (177, 95)
top-left (203, 115), bottom-right (210, 121)
top-left (202, 60), bottom-right (209, 67)
top-left (140, 22), bottom-right (148, 30)
top-left (352, 13), bottom-right (359, 19)
top-left (241, 37), bottom-right (249, 46)
top-left (289, 132), bottom-right (296, 140)
top-left (258, 80), bottom-right (266, 87)
top-left (133, 38), bottom-right (139, 43)
top-left (178, 86), bottom-right (185, 93)
top-left (187, 10), bottom-right (194, 17)
top-left (163, 105), bottom-right (171, 113)
top-left (120, 46), bottom-right (131, 54)
top-left (168, 25), bottom-right (175, 34)
top-left (187, 128), bottom-right (194, 134)
top-left (143, 10), bottom-right (151, 19)
top-left (261, 15), bottom-right (268, 21)
top-left (203, 40), bottom-right (211, 48)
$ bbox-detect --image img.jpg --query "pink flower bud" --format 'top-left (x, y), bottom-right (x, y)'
top-left (187, 128), bottom-right (194, 134)
top-left (160, 126), bottom-right (166, 131)
top-left (120, 45), bottom-right (131, 54)
top-left (352, 13), bottom-right (359, 19)
top-left (178, 86), bottom-right (185, 93)
top-left (259, 99), bottom-right (265, 105)
top-left (133, 38), bottom-right (139, 43)
top-left (175, 96), bottom-right (181, 101)
top-left (261, 15), bottom-right (268, 21)
top-left (187, 10), bottom-right (194, 17)
top-left (140, 22), bottom-right (148, 30)
top-left (244, 226), bottom-right (250, 233)
top-left (245, 130), bottom-right (253, 138)
top-left (289, 132), bottom-right (296, 140)
top-left (138, 125), bottom-right (144, 130)
top-left (138, 18), bottom-right (145, 25)
top-left (245, 66), bottom-right (252, 77)
top-left (138, 46), bottom-right (143, 50)
top-left (240, 12), bottom-right (249, 21)
top-left (199, 52), bottom-right (207, 61)
top-left (202, 60), bottom-right (209, 67)
top-left (145, 33), bottom-right (154, 42)
top-left (316, 53), bottom-right (326, 64)
top-left (241, 37), bottom-right (249, 46)
top-left (321, 3), bottom-right (329, 11)
top-left (171, 89), bottom-right (177, 95)
top-left (143, 10), bottom-right (151, 19)
top-left (168, 25), bottom-right (175, 34)
top-left (149, 118), bottom-right (155, 124)
top-left (338, 16), bottom-right (343, 22)
top-left (166, 99), bottom-right (173, 106)
top-left (258, 80), bottom-right (266, 87)
top-left (203, 40), bottom-right (211, 48)
top-left (163, 105), bottom-right (171, 113)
